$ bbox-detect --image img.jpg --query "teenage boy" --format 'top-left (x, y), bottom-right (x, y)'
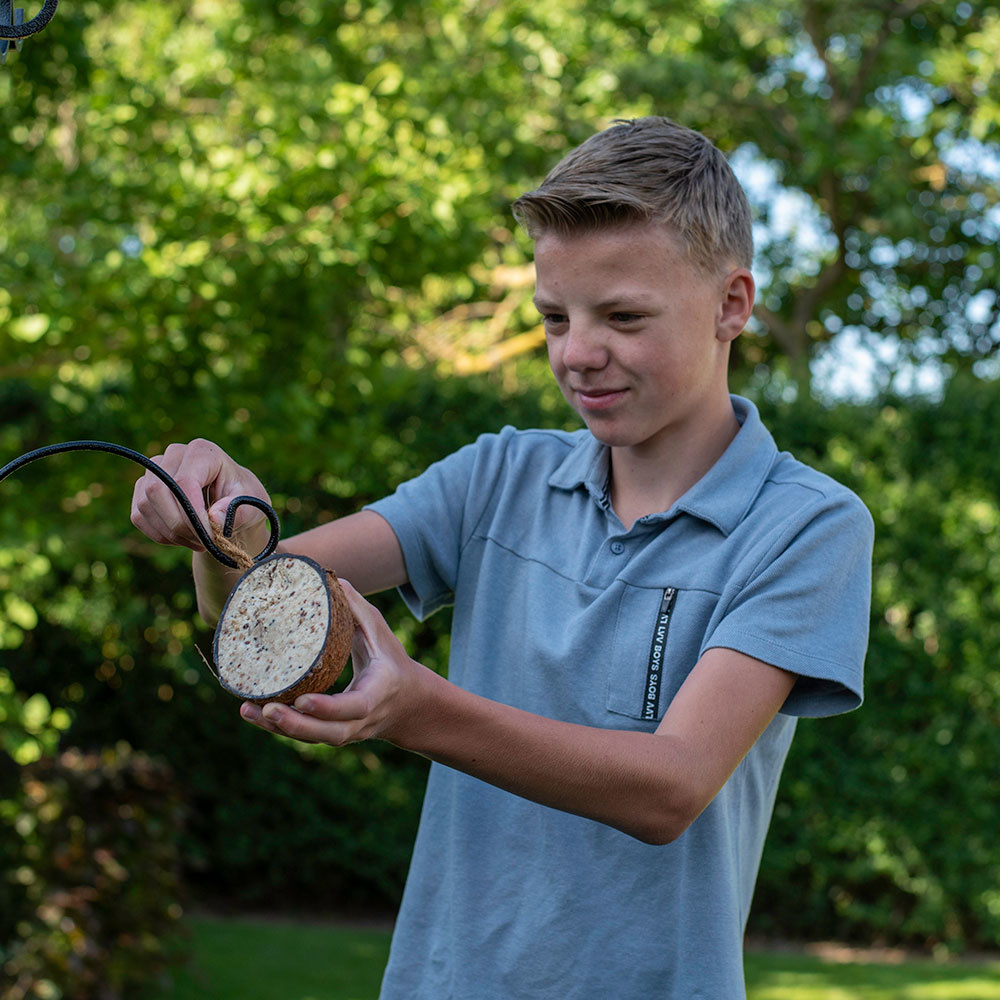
top-left (132, 116), bottom-right (873, 999)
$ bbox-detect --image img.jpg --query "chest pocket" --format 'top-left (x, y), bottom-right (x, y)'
top-left (606, 585), bottom-right (720, 724)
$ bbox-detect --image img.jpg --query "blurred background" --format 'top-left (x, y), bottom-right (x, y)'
top-left (2, 0), bottom-right (999, 994)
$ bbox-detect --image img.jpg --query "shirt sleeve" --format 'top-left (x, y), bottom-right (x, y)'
top-left (704, 490), bottom-right (874, 718)
top-left (363, 428), bottom-right (512, 620)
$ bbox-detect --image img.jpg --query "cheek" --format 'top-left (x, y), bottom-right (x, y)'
top-left (545, 338), bottom-right (565, 376)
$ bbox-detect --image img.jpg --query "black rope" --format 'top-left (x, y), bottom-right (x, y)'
top-left (0, 441), bottom-right (280, 569)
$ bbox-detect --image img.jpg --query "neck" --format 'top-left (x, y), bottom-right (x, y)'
top-left (609, 396), bottom-right (740, 530)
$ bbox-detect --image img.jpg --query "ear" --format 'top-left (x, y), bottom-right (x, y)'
top-left (715, 268), bottom-right (755, 344)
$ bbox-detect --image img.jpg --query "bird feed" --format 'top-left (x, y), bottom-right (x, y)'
top-left (212, 553), bottom-right (354, 704)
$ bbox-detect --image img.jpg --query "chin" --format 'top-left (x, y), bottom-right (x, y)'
top-left (581, 420), bottom-right (642, 449)
top-left (581, 413), bottom-right (671, 453)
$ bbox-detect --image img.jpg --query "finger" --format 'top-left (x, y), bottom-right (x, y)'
top-left (130, 474), bottom-right (168, 542)
top-left (131, 465), bottom-right (203, 550)
top-left (130, 448), bottom-right (180, 535)
top-left (291, 691), bottom-right (373, 724)
top-left (239, 701), bottom-right (321, 743)
top-left (131, 441), bottom-right (219, 549)
top-left (258, 699), bottom-right (361, 746)
top-left (239, 700), bottom-right (281, 732)
top-left (349, 609), bottom-right (374, 666)
top-left (171, 440), bottom-right (231, 530)
top-left (193, 442), bottom-right (271, 512)
top-left (145, 469), bottom-right (207, 549)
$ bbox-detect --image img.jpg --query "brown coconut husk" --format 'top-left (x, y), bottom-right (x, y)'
top-left (208, 525), bottom-right (355, 704)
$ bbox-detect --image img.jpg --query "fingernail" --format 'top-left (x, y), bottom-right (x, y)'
top-left (241, 703), bottom-right (261, 721)
top-left (296, 696), bottom-right (314, 713)
top-left (261, 703), bottom-right (282, 722)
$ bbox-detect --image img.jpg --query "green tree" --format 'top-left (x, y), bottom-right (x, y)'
top-left (608, 0), bottom-right (1000, 391)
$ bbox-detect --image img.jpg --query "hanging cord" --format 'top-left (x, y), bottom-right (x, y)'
top-left (0, 0), bottom-right (57, 38)
top-left (0, 440), bottom-right (280, 569)
top-left (0, 0), bottom-right (58, 63)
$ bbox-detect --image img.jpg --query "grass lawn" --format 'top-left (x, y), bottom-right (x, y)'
top-left (151, 915), bottom-right (1000, 1000)
top-left (744, 949), bottom-right (1000, 1000)
top-left (151, 915), bottom-right (391, 1000)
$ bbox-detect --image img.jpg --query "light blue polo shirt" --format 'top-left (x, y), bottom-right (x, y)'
top-left (367, 395), bottom-right (873, 1000)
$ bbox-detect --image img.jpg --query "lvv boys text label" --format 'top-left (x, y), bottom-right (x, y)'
top-left (643, 587), bottom-right (678, 720)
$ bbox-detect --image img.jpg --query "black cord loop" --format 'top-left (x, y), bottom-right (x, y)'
top-left (0, 440), bottom-right (280, 569)
top-left (0, 0), bottom-right (58, 40)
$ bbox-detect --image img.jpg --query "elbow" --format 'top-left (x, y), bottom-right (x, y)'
top-left (622, 800), bottom-right (701, 846)
top-left (629, 818), bottom-right (691, 847)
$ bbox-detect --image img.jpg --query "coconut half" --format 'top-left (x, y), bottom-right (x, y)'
top-left (212, 553), bottom-right (355, 705)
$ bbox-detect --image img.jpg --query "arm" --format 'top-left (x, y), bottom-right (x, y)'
top-left (130, 439), bottom-right (407, 625)
top-left (193, 509), bottom-right (406, 624)
top-left (242, 583), bottom-right (796, 844)
top-left (276, 511), bottom-right (407, 596)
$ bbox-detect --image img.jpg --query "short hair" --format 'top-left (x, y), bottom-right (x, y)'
top-left (512, 116), bottom-right (753, 274)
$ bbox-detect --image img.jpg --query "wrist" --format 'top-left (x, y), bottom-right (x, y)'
top-left (193, 549), bottom-right (245, 626)
top-left (382, 658), bottom-right (451, 752)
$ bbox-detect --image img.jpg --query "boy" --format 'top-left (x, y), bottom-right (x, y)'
top-left (131, 117), bottom-right (873, 998)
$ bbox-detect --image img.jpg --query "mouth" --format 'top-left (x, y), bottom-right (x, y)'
top-left (573, 387), bottom-right (628, 411)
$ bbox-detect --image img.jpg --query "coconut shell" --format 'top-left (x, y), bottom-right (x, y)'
top-left (212, 553), bottom-right (355, 705)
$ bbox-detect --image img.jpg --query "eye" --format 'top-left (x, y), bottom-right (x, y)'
top-left (540, 312), bottom-right (568, 328)
top-left (610, 312), bottom-right (643, 324)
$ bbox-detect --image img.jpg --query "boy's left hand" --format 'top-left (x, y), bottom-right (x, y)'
top-left (239, 579), bottom-right (420, 747)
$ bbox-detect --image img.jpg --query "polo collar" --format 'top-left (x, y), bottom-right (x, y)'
top-left (548, 431), bottom-right (613, 509)
top-left (547, 395), bottom-right (778, 536)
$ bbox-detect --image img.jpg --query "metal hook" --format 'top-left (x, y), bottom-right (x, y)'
top-left (1, 0), bottom-right (58, 63)
top-left (0, 440), bottom-right (281, 570)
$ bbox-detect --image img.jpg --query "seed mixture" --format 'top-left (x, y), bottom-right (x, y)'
top-left (215, 555), bottom-right (331, 699)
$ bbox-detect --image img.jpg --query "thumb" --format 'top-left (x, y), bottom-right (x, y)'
top-left (339, 579), bottom-right (403, 661)
top-left (207, 497), bottom-right (234, 531)
top-left (208, 496), bottom-right (267, 537)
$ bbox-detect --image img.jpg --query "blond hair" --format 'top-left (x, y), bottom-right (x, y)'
top-left (512, 117), bottom-right (753, 273)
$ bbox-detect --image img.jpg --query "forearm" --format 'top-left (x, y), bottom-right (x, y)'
top-left (390, 647), bottom-right (794, 842)
top-left (395, 667), bottom-right (704, 844)
top-left (276, 510), bottom-right (407, 596)
top-left (194, 509), bottom-right (407, 626)
top-left (244, 590), bottom-right (795, 844)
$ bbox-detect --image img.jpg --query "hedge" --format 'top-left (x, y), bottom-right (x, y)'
top-left (3, 371), bottom-right (999, 953)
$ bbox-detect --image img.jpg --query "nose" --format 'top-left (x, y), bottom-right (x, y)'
top-left (560, 319), bottom-right (609, 372)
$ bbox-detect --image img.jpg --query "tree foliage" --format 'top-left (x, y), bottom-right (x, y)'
top-left (6, 2), bottom-right (997, 395)
top-left (751, 377), bottom-right (1000, 952)
top-left (610, 0), bottom-right (1000, 389)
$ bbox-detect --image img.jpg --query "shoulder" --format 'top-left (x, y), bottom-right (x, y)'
top-left (475, 424), bottom-right (585, 456)
top-left (455, 425), bottom-right (588, 479)
top-left (765, 451), bottom-right (873, 533)
top-left (377, 425), bottom-right (590, 512)
top-left (722, 396), bottom-right (872, 539)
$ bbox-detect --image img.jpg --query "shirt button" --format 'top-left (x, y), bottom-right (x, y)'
top-left (610, 541), bottom-right (625, 555)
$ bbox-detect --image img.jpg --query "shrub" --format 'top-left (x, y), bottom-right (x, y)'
top-left (1, 743), bottom-right (185, 1000)
top-left (5, 356), bottom-right (1000, 951)
top-left (749, 375), bottom-right (1000, 952)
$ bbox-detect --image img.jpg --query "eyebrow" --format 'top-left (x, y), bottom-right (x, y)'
top-left (532, 297), bottom-right (559, 311)
top-left (532, 295), bottom-right (654, 311)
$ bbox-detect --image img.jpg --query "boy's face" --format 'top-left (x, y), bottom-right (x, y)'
top-left (532, 222), bottom-right (746, 460)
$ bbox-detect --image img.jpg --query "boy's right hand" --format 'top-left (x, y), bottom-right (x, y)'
top-left (130, 438), bottom-right (272, 553)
